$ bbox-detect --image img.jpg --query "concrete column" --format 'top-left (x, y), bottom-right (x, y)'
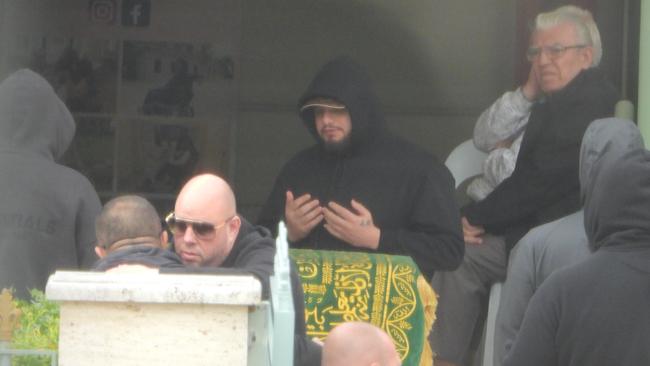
top-left (46, 271), bottom-right (263, 366)
top-left (638, 0), bottom-right (650, 146)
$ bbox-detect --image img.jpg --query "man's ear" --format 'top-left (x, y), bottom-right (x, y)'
top-left (226, 215), bottom-right (242, 243)
top-left (581, 47), bottom-right (594, 69)
top-left (160, 230), bottom-right (169, 249)
top-left (95, 246), bottom-right (107, 258)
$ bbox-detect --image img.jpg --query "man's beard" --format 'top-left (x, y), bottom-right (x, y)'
top-left (322, 135), bottom-right (351, 154)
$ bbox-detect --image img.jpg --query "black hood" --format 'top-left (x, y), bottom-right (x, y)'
top-left (298, 56), bottom-right (383, 150)
top-left (580, 118), bottom-right (650, 250)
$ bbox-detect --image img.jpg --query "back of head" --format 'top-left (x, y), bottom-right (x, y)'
top-left (322, 322), bottom-right (400, 366)
top-left (0, 68), bottom-right (75, 160)
top-left (534, 5), bottom-right (602, 67)
top-left (95, 195), bottom-right (162, 251)
top-left (298, 56), bottom-right (382, 147)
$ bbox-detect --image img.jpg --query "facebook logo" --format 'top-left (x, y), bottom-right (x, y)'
top-left (122, 0), bottom-right (150, 27)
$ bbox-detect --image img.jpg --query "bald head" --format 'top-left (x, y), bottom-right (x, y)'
top-left (322, 322), bottom-right (401, 366)
top-left (176, 174), bottom-right (237, 220)
top-left (95, 195), bottom-right (162, 251)
top-left (173, 174), bottom-right (241, 267)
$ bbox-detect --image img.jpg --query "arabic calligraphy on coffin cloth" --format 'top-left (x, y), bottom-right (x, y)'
top-left (289, 249), bottom-right (437, 366)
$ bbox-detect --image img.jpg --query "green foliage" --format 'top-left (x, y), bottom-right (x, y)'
top-left (10, 289), bottom-right (59, 366)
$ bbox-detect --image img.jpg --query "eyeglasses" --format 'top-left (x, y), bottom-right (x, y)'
top-left (526, 44), bottom-right (588, 62)
top-left (165, 212), bottom-right (233, 240)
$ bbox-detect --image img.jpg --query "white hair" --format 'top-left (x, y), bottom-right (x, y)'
top-left (534, 5), bottom-right (602, 67)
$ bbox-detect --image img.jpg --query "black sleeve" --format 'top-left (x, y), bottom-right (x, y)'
top-left (378, 165), bottom-right (464, 276)
top-left (231, 227), bottom-right (276, 299)
top-left (257, 170), bottom-right (287, 238)
top-left (464, 98), bottom-right (614, 231)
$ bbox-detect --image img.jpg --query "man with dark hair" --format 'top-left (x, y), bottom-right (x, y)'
top-left (258, 56), bottom-right (463, 278)
top-left (93, 195), bottom-right (183, 271)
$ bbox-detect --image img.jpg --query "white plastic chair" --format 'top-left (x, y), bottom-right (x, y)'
top-left (444, 139), bottom-right (487, 189)
top-left (444, 139), bottom-right (501, 366)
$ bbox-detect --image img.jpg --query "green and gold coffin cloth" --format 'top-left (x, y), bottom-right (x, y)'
top-left (290, 249), bottom-right (437, 366)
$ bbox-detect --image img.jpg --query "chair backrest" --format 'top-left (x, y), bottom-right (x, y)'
top-left (444, 139), bottom-right (487, 188)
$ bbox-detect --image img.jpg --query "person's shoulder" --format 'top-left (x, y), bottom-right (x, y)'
top-left (42, 161), bottom-right (101, 202)
top-left (540, 251), bottom-right (602, 295)
top-left (277, 145), bottom-right (321, 173)
top-left (376, 132), bottom-right (439, 162)
top-left (237, 218), bottom-right (276, 250)
top-left (570, 68), bottom-right (618, 102)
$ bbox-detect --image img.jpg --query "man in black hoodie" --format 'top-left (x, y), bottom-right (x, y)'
top-left (257, 57), bottom-right (464, 279)
top-left (169, 173), bottom-right (321, 366)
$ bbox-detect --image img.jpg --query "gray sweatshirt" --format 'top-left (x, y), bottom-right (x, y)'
top-left (0, 69), bottom-right (101, 299)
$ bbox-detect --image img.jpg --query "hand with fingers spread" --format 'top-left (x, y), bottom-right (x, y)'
top-left (285, 191), bottom-right (324, 242)
top-left (462, 216), bottom-right (485, 245)
top-left (323, 199), bottom-right (380, 249)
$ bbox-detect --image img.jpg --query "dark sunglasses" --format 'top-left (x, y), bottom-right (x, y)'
top-left (165, 212), bottom-right (233, 240)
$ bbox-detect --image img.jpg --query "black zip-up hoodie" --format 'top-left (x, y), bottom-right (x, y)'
top-left (164, 218), bottom-right (322, 366)
top-left (258, 57), bottom-right (464, 277)
top-left (462, 68), bottom-right (618, 250)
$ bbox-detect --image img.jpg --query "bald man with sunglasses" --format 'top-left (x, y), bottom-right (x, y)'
top-left (166, 173), bottom-right (321, 366)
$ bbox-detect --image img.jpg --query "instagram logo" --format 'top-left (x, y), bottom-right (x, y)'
top-left (88, 0), bottom-right (116, 24)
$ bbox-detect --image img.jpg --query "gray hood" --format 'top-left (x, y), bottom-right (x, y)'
top-left (579, 118), bottom-right (644, 200)
top-left (0, 69), bottom-right (75, 160)
top-left (579, 118), bottom-right (648, 250)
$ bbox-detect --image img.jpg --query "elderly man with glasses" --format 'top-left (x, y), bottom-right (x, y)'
top-left (431, 5), bottom-right (619, 366)
top-left (166, 173), bottom-right (321, 366)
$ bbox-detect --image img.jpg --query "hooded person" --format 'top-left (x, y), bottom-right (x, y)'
top-left (503, 118), bottom-right (650, 366)
top-left (257, 56), bottom-right (464, 278)
top-left (493, 117), bottom-right (646, 365)
top-left (0, 69), bottom-right (101, 299)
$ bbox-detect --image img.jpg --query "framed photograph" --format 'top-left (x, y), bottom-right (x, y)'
top-left (116, 118), bottom-right (203, 195)
top-left (6, 34), bottom-right (119, 114)
top-left (62, 116), bottom-right (116, 193)
top-left (121, 40), bottom-right (234, 118)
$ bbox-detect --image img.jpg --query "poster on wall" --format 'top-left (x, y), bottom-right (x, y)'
top-left (116, 118), bottom-right (202, 195)
top-left (121, 40), bottom-right (234, 118)
top-left (5, 34), bottom-right (119, 114)
top-left (62, 116), bottom-right (116, 193)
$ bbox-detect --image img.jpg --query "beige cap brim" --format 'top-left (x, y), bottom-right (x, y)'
top-left (300, 102), bottom-right (346, 112)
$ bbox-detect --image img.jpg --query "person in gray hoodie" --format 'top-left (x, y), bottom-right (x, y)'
top-left (503, 118), bottom-right (650, 366)
top-left (0, 69), bottom-right (101, 299)
top-left (493, 117), bottom-right (645, 365)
